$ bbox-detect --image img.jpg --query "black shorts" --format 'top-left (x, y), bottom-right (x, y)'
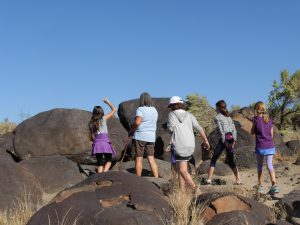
top-left (95, 153), bottom-right (112, 166)
top-left (174, 154), bottom-right (193, 162)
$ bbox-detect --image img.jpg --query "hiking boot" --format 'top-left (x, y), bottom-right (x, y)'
top-left (268, 185), bottom-right (279, 195)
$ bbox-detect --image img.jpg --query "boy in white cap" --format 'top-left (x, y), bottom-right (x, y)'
top-left (167, 96), bottom-right (210, 191)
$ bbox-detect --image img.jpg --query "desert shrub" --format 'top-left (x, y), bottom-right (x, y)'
top-left (186, 94), bottom-right (216, 135)
top-left (230, 105), bottom-right (241, 112)
top-left (268, 69), bottom-right (300, 130)
top-left (0, 118), bottom-right (16, 136)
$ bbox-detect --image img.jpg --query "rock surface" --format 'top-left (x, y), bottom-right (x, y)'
top-left (13, 108), bottom-right (127, 163)
top-left (0, 156), bottom-right (42, 211)
top-left (234, 146), bottom-right (257, 169)
top-left (275, 189), bottom-right (300, 225)
top-left (286, 140), bottom-right (300, 154)
top-left (197, 160), bottom-right (232, 176)
top-left (27, 171), bottom-right (171, 225)
top-left (112, 158), bottom-right (172, 180)
top-left (20, 155), bottom-right (86, 194)
top-left (198, 192), bottom-right (275, 225)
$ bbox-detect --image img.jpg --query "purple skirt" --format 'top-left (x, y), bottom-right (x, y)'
top-left (92, 133), bottom-right (116, 157)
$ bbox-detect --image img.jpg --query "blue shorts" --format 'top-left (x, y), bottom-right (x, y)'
top-left (255, 147), bottom-right (276, 156)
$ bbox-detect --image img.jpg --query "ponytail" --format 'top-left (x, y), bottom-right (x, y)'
top-left (89, 106), bottom-right (104, 140)
top-left (254, 101), bottom-right (270, 124)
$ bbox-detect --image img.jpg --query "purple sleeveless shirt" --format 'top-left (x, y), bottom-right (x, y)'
top-left (253, 116), bottom-right (274, 150)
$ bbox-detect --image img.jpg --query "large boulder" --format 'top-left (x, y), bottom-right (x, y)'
top-left (0, 156), bottom-right (42, 211)
top-left (118, 98), bottom-right (202, 162)
top-left (27, 172), bottom-right (171, 225)
top-left (234, 146), bottom-right (257, 169)
top-left (0, 132), bottom-right (18, 161)
top-left (20, 155), bottom-right (86, 194)
top-left (13, 108), bottom-right (127, 163)
top-left (0, 132), bottom-right (14, 158)
top-left (198, 192), bottom-right (275, 225)
top-left (197, 160), bottom-right (232, 176)
top-left (275, 189), bottom-right (300, 225)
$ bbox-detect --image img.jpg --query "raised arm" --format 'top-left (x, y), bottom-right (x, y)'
top-left (103, 98), bottom-right (116, 120)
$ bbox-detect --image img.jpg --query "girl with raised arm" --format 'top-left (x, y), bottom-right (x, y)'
top-left (89, 98), bottom-right (117, 173)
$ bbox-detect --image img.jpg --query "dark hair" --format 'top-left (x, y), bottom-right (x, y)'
top-left (216, 100), bottom-right (229, 117)
top-left (139, 92), bottom-right (154, 107)
top-left (169, 103), bottom-right (185, 111)
top-left (89, 106), bottom-right (104, 140)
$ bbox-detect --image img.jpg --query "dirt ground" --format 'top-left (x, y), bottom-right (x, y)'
top-left (197, 160), bottom-right (300, 209)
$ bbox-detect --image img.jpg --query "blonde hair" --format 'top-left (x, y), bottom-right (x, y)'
top-left (254, 101), bottom-right (270, 124)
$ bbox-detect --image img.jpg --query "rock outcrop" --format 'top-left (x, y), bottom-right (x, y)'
top-left (27, 172), bottom-right (171, 225)
top-left (20, 155), bottom-right (86, 194)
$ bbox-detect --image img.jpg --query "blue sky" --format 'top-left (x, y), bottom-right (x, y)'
top-left (0, 0), bottom-right (299, 122)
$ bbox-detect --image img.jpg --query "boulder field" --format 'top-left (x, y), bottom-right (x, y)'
top-left (0, 99), bottom-right (299, 225)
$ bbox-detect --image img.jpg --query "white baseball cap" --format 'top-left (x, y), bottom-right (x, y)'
top-left (169, 96), bottom-right (184, 106)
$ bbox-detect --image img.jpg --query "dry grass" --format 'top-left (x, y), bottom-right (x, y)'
top-left (0, 191), bottom-right (35, 225)
top-left (164, 186), bottom-right (205, 225)
top-left (0, 118), bottom-right (16, 136)
top-left (47, 208), bottom-right (83, 225)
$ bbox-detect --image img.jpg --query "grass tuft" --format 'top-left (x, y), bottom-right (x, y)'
top-left (0, 191), bottom-right (34, 225)
top-left (164, 186), bottom-right (205, 225)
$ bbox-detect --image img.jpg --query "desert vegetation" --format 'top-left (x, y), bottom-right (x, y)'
top-left (186, 94), bottom-right (216, 134)
top-left (0, 118), bottom-right (16, 136)
top-left (0, 191), bottom-right (34, 225)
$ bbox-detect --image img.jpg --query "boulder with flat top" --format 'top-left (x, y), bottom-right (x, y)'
top-left (13, 108), bottom-right (127, 163)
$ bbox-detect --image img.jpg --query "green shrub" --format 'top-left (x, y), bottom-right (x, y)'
top-left (186, 94), bottom-right (216, 135)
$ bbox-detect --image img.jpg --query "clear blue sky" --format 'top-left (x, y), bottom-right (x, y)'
top-left (0, 0), bottom-right (299, 122)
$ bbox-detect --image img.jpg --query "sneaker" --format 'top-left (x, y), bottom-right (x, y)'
top-left (268, 185), bottom-right (279, 195)
top-left (205, 179), bottom-right (212, 185)
top-left (257, 185), bottom-right (264, 194)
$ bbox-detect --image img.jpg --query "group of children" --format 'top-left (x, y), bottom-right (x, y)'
top-left (88, 93), bottom-right (279, 195)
